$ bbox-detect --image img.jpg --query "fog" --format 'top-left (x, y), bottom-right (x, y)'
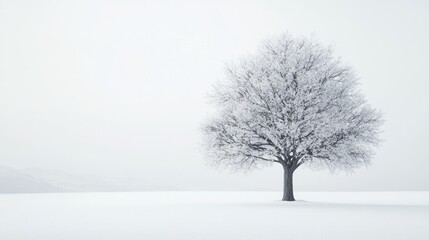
top-left (0, 0), bottom-right (428, 191)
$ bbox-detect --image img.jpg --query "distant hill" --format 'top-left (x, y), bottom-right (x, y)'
top-left (0, 166), bottom-right (61, 193)
top-left (0, 165), bottom-right (128, 193)
top-left (0, 165), bottom-right (174, 193)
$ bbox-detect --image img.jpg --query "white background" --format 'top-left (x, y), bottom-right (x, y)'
top-left (0, 0), bottom-right (428, 191)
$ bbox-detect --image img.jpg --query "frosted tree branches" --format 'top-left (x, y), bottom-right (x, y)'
top-left (203, 34), bottom-right (383, 173)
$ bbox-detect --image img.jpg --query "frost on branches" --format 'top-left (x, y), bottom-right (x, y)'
top-left (202, 34), bottom-right (383, 201)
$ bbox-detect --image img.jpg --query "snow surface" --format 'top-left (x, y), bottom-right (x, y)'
top-left (0, 191), bottom-right (428, 240)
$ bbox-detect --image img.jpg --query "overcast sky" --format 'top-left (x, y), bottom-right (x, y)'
top-left (0, 0), bottom-right (428, 191)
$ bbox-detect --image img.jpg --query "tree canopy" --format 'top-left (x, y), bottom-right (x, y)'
top-left (203, 34), bottom-right (382, 176)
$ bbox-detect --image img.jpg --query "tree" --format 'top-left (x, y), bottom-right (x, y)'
top-left (202, 34), bottom-right (383, 201)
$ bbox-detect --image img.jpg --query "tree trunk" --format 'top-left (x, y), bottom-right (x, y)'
top-left (282, 166), bottom-right (295, 201)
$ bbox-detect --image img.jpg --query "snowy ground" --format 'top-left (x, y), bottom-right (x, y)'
top-left (0, 191), bottom-right (428, 240)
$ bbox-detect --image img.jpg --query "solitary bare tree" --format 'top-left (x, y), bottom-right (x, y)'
top-left (202, 34), bottom-right (383, 201)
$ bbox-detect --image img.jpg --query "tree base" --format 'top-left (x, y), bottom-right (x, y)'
top-left (282, 196), bottom-right (295, 201)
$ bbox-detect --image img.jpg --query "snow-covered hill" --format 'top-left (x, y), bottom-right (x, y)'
top-left (0, 166), bottom-right (166, 193)
top-left (0, 166), bottom-right (61, 193)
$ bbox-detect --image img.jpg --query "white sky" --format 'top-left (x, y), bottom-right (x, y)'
top-left (0, 0), bottom-right (428, 191)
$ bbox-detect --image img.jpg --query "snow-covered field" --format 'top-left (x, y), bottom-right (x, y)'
top-left (0, 191), bottom-right (428, 240)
